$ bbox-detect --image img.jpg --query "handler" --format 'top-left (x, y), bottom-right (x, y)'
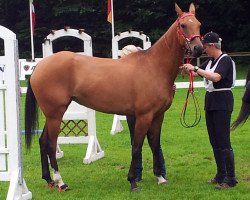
top-left (180, 32), bottom-right (238, 189)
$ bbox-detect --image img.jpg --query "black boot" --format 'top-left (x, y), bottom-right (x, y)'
top-left (216, 149), bottom-right (238, 189)
top-left (209, 149), bottom-right (226, 184)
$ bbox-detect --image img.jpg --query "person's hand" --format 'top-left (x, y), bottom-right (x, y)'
top-left (179, 65), bottom-right (186, 76)
top-left (179, 64), bottom-right (192, 74)
top-left (181, 63), bottom-right (194, 72)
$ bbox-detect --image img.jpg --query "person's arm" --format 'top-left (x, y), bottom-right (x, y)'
top-left (182, 63), bottom-right (222, 82)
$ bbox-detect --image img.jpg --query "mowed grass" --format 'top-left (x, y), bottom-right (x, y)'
top-left (1, 87), bottom-right (250, 200)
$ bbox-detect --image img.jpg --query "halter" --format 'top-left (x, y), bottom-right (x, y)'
top-left (176, 12), bottom-right (201, 52)
top-left (176, 12), bottom-right (201, 128)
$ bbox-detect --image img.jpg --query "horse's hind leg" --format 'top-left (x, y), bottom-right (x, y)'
top-left (39, 124), bottom-right (54, 187)
top-left (147, 114), bottom-right (167, 185)
top-left (46, 118), bottom-right (69, 191)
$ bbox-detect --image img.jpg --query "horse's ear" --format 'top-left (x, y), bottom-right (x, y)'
top-left (189, 3), bottom-right (196, 15)
top-left (175, 3), bottom-right (183, 17)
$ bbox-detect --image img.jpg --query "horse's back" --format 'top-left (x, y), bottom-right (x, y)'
top-left (29, 51), bottom-right (136, 115)
top-left (29, 50), bottom-right (172, 117)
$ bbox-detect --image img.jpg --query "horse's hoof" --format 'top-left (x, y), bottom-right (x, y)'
top-left (157, 176), bottom-right (168, 185)
top-left (130, 182), bottom-right (140, 192)
top-left (158, 179), bottom-right (168, 185)
top-left (130, 186), bottom-right (140, 192)
top-left (57, 184), bottom-right (70, 192)
top-left (47, 181), bottom-right (55, 188)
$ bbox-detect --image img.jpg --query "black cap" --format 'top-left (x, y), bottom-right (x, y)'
top-left (202, 32), bottom-right (220, 44)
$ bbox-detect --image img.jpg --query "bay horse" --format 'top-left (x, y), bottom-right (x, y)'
top-left (25, 3), bottom-right (203, 192)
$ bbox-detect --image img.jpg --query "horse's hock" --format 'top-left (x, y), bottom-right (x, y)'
top-left (42, 27), bottom-right (104, 163)
top-left (0, 25), bottom-right (32, 199)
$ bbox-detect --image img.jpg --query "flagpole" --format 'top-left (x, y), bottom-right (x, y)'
top-left (29, 0), bottom-right (35, 61)
top-left (111, 0), bottom-right (115, 38)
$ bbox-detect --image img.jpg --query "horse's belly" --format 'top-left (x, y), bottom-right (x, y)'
top-left (75, 89), bottom-right (132, 115)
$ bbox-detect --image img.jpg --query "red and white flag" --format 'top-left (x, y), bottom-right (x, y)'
top-left (31, 0), bottom-right (36, 33)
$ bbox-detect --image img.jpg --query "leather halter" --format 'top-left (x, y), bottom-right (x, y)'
top-left (176, 12), bottom-right (201, 51)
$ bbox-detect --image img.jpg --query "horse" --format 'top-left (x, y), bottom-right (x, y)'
top-left (231, 67), bottom-right (250, 130)
top-left (25, 3), bottom-right (203, 192)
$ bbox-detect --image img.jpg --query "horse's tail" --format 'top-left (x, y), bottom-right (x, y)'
top-left (25, 78), bottom-right (39, 150)
top-left (231, 101), bottom-right (250, 130)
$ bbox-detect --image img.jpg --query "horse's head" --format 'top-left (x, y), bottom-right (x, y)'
top-left (175, 3), bottom-right (203, 58)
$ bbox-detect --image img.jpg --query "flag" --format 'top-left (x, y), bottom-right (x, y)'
top-left (107, 0), bottom-right (112, 24)
top-left (31, 0), bottom-right (36, 33)
top-left (107, 0), bottom-right (114, 39)
top-left (29, 0), bottom-right (35, 60)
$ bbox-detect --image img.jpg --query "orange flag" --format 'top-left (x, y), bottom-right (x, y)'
top-left (107, 0), bottom-right (112, 23)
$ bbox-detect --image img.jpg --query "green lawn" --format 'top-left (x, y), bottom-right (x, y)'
top-left (1, 86), bottom-right (250, 200)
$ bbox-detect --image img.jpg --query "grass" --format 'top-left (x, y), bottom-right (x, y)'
top-left (1, 86), bottom-right (250, 200)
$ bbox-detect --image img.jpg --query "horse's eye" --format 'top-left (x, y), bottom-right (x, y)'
top-left (181, 23), bottom-right (186, 29)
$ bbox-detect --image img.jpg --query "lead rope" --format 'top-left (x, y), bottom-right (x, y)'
top-left (180, 57), bottom-right (201, 128)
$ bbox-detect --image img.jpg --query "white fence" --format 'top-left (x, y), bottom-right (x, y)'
top-left (0, 25), bottom-right (32, 200)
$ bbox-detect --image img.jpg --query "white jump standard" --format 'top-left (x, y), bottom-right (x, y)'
top-left (0, 25), bottom-right (32, 200)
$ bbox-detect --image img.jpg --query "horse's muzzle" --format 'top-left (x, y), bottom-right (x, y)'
top-left (192, 45), bottom-right (203, 58)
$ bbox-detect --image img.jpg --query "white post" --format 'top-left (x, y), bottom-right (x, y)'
top-left (0, 64), bottom-right (5, 173)
top-left (83, 108), bottom-right (104, 164)
top-left (0, 25), bottom-right (32, 200)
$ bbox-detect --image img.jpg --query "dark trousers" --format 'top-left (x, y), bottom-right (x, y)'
top-left (126, 115), bottom-right (166, 179)
top-left (205, 110), bottom-right (237, 185)
top-left (205, 110), bottom-right (232, 150)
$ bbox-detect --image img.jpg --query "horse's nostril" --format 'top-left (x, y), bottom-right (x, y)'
top-left (193, 45), bottom-right (203, 58)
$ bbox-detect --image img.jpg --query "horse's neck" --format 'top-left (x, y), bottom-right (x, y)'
top-left (147, 22), bottom-right (185, 83)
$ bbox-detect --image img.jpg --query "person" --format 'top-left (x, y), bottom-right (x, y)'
top-left (231, 67), bottom-right (250, 129)
top-left (120, 45), bottom-right (171, 184)
top-left (180, 32), bottom-right (238, 189)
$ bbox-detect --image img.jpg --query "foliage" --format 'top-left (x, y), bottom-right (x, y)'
top-left (0, 0), bottom-right (250, 58)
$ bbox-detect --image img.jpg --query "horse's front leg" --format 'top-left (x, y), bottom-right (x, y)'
top-left (47, 118), bottom-right (69, 192)
top-left (147, 113), bottom-right (167, 185)
top-left (128, 114), bottom-right (152, 192)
